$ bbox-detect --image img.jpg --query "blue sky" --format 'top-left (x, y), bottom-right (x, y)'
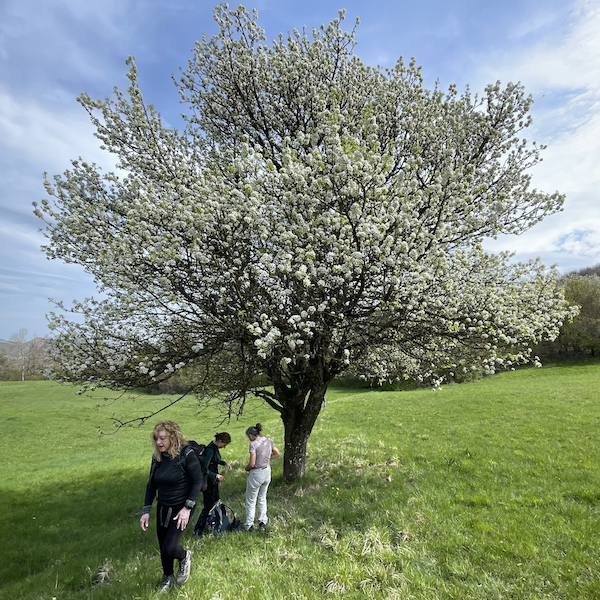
top-left (1, 0), bottom-right (599, 340)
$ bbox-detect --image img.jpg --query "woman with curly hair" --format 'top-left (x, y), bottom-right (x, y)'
top-left (140, 420), bottom-right (204, 593)
top-left (244, 423), bottom-right (280, 532)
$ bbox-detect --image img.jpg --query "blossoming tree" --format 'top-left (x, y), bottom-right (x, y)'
top-left (36, 5), bottom-right (572, 480)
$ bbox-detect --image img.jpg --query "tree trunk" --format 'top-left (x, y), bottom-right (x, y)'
top-left (279, 381), bottom-right (328, 481)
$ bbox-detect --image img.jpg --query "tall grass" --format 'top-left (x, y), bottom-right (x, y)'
top-left (1, 361), bottom-right (599, 599)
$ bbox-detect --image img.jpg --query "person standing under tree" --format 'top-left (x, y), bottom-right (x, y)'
top-left (244, 423), bottom-right (280, 532)
top-left (140, 420), bottom-right (203, 593)
top-left (193, 432), bottom-right (232, 535)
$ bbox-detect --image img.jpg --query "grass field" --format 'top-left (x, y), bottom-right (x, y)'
top-left (1, 360), bottom-right (599, 599)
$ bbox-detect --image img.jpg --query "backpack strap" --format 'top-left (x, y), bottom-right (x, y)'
top-left (179, 445), bottom-right (194, 471)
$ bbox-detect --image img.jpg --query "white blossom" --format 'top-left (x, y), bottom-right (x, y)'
top-left (35, 4), bottom-right (574, 480)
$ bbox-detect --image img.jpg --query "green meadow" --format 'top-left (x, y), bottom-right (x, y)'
top-left (2, 361), bottom-right (599, 599)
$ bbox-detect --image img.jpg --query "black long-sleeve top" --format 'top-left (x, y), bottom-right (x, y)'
top-left (204, 441), bottom-right (227, 482)
top-left (142, 446), bottom-right (203, 514)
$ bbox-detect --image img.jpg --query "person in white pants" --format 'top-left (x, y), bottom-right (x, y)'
top-left (244, 423), bottom-right (280, 532)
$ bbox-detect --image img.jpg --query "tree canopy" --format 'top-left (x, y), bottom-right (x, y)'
top-left (35, 4), bottom-right (573, 480)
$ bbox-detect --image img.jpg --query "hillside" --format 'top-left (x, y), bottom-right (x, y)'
top-left (1, 360), bottom-right (599, 599)
top-left (0, 336), bottom-right (47, 350)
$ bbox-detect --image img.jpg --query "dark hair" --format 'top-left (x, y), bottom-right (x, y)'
top-left (245, 423), bottom-right (263, 437)
top-left (215, 432), bottom-right (231, 444)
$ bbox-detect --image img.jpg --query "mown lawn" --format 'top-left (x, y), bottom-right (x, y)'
top-left (1, 360), bottom-right (599, 599)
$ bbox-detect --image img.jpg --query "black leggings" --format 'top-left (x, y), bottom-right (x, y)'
top-left (156, 503), bottom-right (193, 576)
top-left (193, 480), bottom-right (219, 533)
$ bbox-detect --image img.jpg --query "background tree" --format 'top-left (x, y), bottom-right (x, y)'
top-left (9, 328), bottom-right (30, 382)
top-left (556, 274), bottom-right (600, 356)
top-left (533, 265), bottom-right (600, 358)
top-left (35, 5), bottom-right (573, 480)
top-left (24, 336), bottom-right (50, 379)
top-left (0, 349), bottom-right (10, 380)
top-left (1, 329), bottom-right (49, 381)
top-left (570, 264), bottom-right (600, 278)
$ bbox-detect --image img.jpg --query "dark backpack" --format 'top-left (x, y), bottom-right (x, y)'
top-left (206, 500), bottom-right (242, 534)
top-left (186, 440), bottom-right (208, 491)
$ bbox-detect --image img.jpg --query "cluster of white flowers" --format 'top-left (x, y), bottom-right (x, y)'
top-left (36, 3), bottom-right (572, 406)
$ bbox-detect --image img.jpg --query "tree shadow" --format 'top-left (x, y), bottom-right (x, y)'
top-left (0, 469), bottom-right (153, 595)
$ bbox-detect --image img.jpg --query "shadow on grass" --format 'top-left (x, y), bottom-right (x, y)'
top-left (0, 457), bottom-right (409, 598)
top-left (0, 468), bottom-right (332, 595)
top-left (0, 470), bottom-right (154, 596)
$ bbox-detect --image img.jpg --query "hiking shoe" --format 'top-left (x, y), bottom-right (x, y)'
top-left (159, 574), bottom-right (174, 593)
top-left (258, 522), bottom-right (266, 532)
top-left (176, 550), bottom-right (193, 586)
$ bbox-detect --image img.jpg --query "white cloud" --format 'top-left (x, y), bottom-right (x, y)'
top-left (478, 0), bottom-right (600, 270)
top-left (0, 1), bottom-right (130, 90)
top-left (0, 219), bottom-right (45, 253)
top-left (1, 0), bottom-right (127, 41)
top-left (512, 3), bottom-right (600, 91)
top-left (0, 86), bottom-right (118, 176)
top-left (0, 280), bottom-right (20, 294)
top-left (558, 230), bottom-right (600, 258)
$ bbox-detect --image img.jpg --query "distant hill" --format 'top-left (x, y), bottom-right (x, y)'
top-left (0, 337), bottom-right (47, 352)
top-left (561, 263), bottom-right (600, 280)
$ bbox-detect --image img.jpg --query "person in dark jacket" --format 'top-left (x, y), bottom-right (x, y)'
top-left (193, 432), bottom-right (232, 535)
top-left (140, 420), bottom-right (204, 593)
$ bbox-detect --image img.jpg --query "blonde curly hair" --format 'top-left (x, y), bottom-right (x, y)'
top-left (151, 420), bottom-right (187, 461)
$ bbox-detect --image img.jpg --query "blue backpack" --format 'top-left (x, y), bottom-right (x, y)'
top-left (206, 500), bottom-right (243, 534)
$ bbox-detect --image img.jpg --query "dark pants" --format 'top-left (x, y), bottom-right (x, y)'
top-left (193, 479), bottom-right (219, 534)
top-left (156, 503), bottom-right (193, 576)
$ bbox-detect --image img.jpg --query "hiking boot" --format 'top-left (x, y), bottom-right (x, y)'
top-left (159, 574), bottom-right (174, 593)
top-left (258, 522), bottom-right (266, 532)
top-left (176, 550), bottom-right (193, 586)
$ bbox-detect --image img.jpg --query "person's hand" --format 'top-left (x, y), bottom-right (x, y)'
top-left (174, 507), bottom-right (191, 530)
top-left (140, 513), bottom-right (150, 531)
top-left (216, 474), bottom-right (225, 483)
top-left (225, 461), bottom-right (232, 472)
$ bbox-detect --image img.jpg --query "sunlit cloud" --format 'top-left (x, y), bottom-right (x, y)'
top-left (0, 88), bottom-right (115, 174)
top-left (477, 0), bottom-right (600, 269)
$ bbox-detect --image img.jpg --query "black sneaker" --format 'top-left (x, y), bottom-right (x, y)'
top-left (258, 522), bottom-right (266, 532)
top-left (159, 574), bottom-right (174, 593)
top-left (176, 550), bottom-right (193, 586)
top-left (245, 525), bottom-right (254, 532)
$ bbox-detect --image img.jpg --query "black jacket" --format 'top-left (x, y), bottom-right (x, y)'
top-left (204, 441), bottom-right (226, 482)
top-left (143, 445), bottom-right (203, 512)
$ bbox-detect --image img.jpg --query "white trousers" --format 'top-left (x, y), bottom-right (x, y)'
top-left (245, 466), bottom-right (271, 528)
